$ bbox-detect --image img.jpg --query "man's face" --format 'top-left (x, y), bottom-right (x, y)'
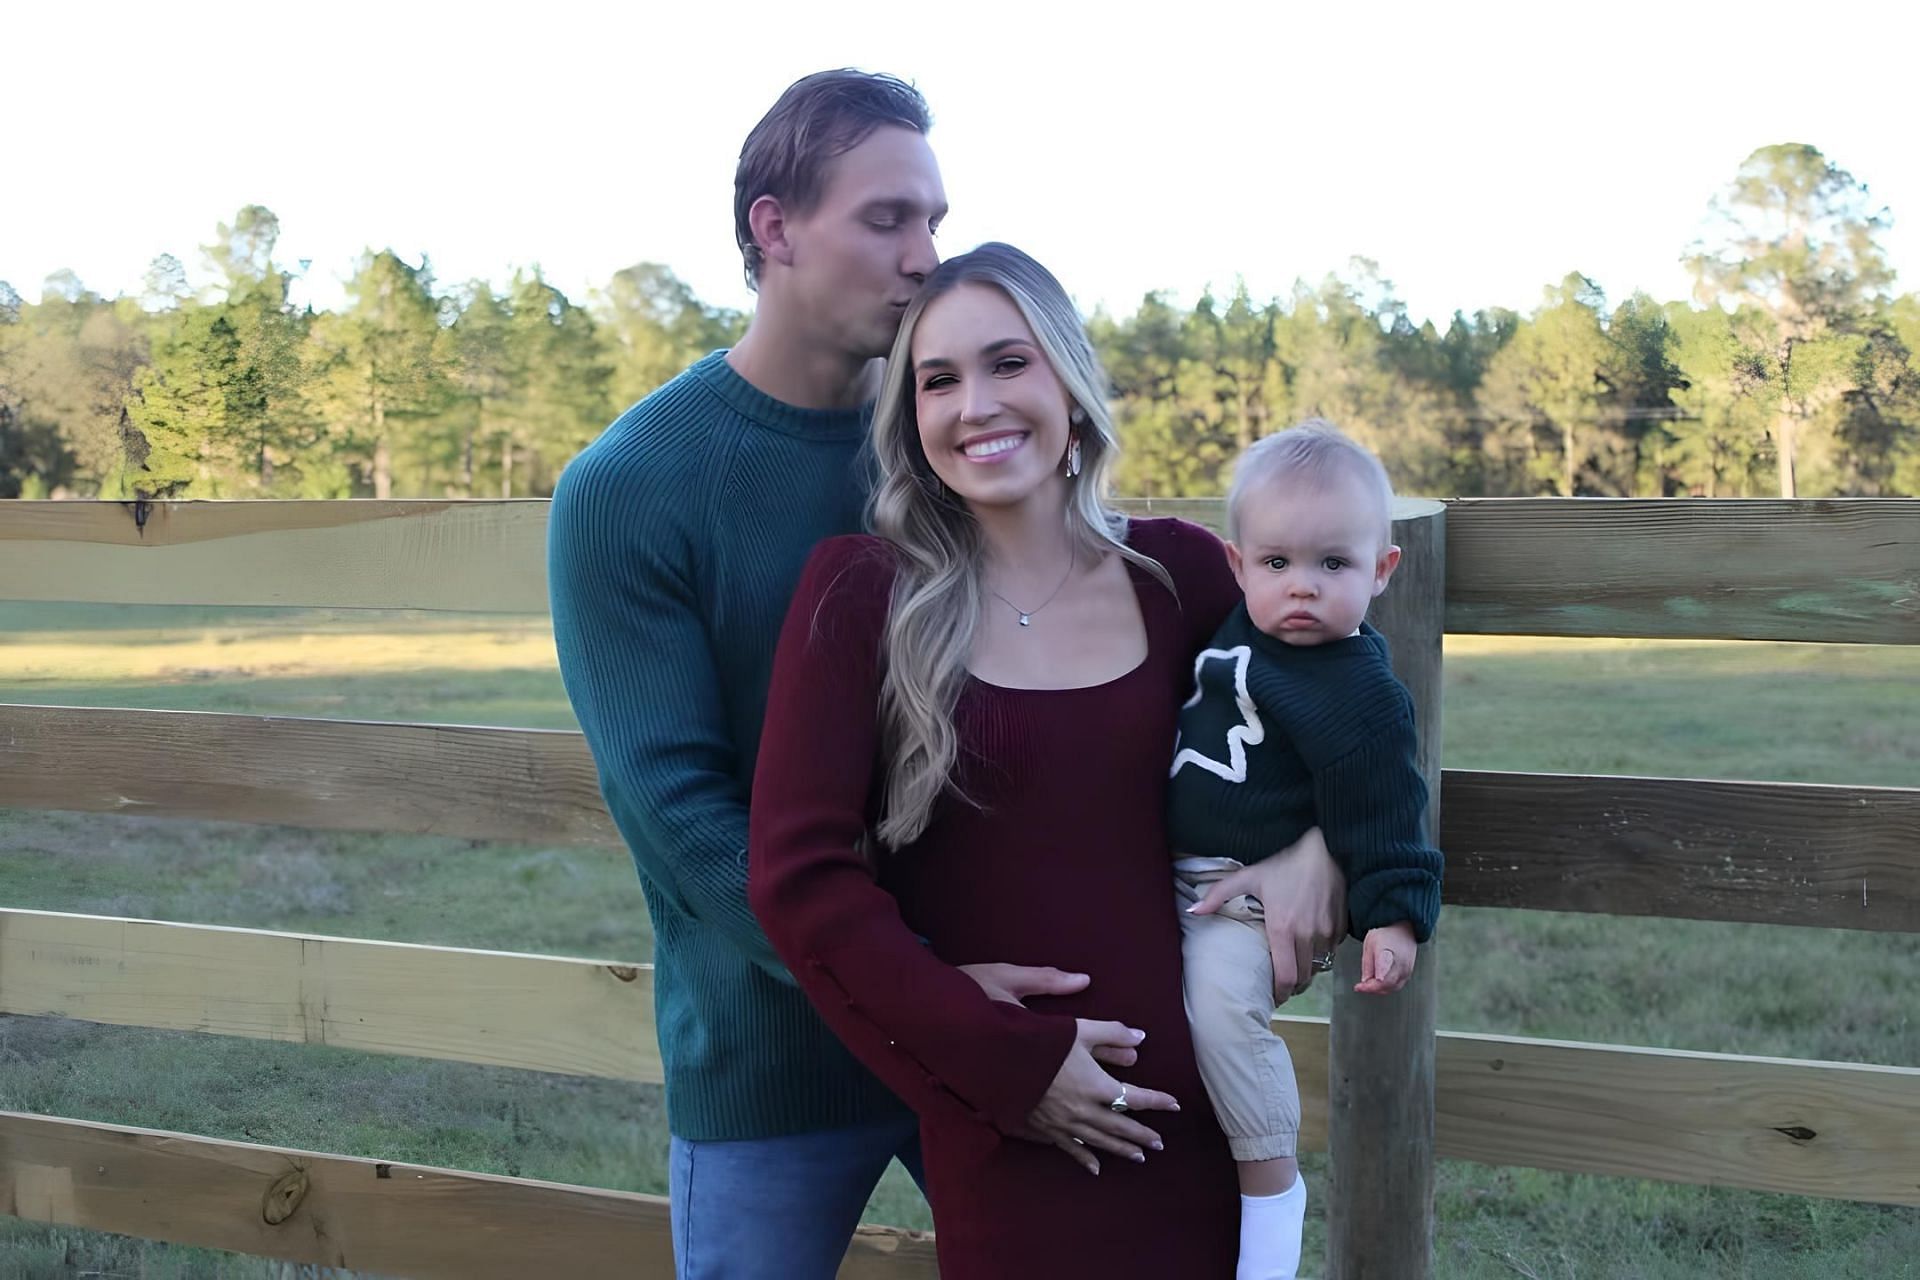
top-left (779, 126), bottom-right (947, 360)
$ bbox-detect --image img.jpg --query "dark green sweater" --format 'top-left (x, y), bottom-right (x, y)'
top-left (1165, 606), bottom-right (1443, 941)
top-left (548, 352), bottom-right (908, 1140)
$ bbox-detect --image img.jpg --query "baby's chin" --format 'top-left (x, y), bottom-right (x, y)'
top-left (1255, 615), bottom-right (1365, 646)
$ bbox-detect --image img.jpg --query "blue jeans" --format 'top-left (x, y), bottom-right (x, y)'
top-left (668, 1114), bottom-right (925, 1280)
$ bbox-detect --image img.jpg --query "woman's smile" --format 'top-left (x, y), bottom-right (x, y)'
top-left (958, 430), bottom-right (1030, 462)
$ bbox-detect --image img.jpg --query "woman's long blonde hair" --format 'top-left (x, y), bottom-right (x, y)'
top-left (868, 243), bottom-right (1172, 849)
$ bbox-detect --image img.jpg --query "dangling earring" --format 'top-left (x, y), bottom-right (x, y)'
top-left (1064, 436), bottom-right (1082, 479)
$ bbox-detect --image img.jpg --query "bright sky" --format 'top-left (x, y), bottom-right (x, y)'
top-left (6, 0), bottom-right (1916, 328)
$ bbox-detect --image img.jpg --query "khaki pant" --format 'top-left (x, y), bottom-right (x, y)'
top-left (1173, 856), bottom-right (1299, 1162)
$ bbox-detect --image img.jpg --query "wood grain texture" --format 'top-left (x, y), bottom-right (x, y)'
top-left (1443, 771), bottom-right (1920, 932)
top-left (7, 717), bottom-right (1915, 935)
top-left (0, 499), bottom-right (550, 612)
top-left (1273, 1018), bottom-right (1920, 1205)
top-left (7, 497), bottom-right (1914, 640)
top-left (1443, 497), bottom-right (1920, 644)
top-left (0, 910), bottom-right (660, 1083)
top-left (1429, 1029), bottom-right (1920, 1205)
top-left (0, 704), bottom-right (620, 848)
top-left (0, 1111), bottom-right (941, 1278)
top-left (1121, 496), bottom-right (1920, 644)
top-left (1328, 502), bottom-right (1443, 1278)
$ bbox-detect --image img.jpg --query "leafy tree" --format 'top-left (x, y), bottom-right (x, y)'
top-left (123, 209), bottom-right (311, 495)
top-left (305, 251), bottom-right (445, 497)
top-left (1, 277), bottom-right (151, 495)
top-left (1662, 304), bottom-right (1771, 496)
top-left (594, 262), bottom-right (743, 410)
top-left (438, 281), bottom-right (519, 495)
top-left (495, 269), bottom-right (608, 497)
top-left (1687, 144), bottom-right (1894, 495)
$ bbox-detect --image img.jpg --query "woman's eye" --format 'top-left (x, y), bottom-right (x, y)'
top-left (921, 373), bottom-right (956, 391)
top-left (993, 357), bottom-right (1027, 376)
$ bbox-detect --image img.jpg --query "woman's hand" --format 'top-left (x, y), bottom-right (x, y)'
top-left (1023, 1019), bottom-right (1178, 1175)
top-left (1186, 826), bottom-right (1346, 1003)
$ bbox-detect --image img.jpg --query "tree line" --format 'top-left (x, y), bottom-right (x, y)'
top-left (2, 144), bottom-right (1914, 502)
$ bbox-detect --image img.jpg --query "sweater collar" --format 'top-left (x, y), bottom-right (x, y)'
top-left (1239, 605), bottom-right (1387, 663)
top-left (693, 350), bottom-right (870, 441)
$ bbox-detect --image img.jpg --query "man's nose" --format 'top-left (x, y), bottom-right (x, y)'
top-left (901, 223), bottom-right (938, 283)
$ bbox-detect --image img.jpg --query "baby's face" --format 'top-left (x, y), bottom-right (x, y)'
top-left (1227, 473), bottom-right (1399, 646)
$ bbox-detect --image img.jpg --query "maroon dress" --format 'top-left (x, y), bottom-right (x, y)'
top-left (750, 518), bottom-right (1242, 1278)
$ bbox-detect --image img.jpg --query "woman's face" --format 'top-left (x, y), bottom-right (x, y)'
top-left (910, 282), bottom-right (1074, 512)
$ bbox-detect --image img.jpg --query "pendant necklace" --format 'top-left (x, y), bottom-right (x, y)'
top-left (988, 545), bottom-right (1075, 628)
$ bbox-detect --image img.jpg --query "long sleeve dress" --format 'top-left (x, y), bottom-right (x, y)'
top-left (749, 517), bottom-right (1245, 1278)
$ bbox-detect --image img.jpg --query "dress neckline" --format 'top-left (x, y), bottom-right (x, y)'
top-left (966, 522), bottom-right (1163, 695)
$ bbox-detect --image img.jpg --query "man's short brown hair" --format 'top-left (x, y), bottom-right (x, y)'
top-left (733, 69), bottom-right (932, 288)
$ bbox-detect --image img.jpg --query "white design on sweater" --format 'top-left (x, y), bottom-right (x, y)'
top-left (1169, 644), bottom-right (1266, 783)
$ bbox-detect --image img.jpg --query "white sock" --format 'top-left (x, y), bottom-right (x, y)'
top-left (1237, 1176), bottom-right (1306, 1280)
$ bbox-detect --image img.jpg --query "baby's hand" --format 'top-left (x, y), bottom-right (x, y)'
top-left (1354, 921), bottom-right (1418, 995)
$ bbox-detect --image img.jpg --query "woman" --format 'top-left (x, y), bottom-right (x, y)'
top-left (748, 244), bottom-right (1342, 1276)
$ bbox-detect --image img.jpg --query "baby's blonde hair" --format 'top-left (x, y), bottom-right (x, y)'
top-left (1225, 419), bottom-right (1395, 547)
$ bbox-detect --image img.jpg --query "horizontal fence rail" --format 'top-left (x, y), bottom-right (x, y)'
top-left (1284, 1019), bottom-right (1920, 1205)
top-left (1443, 770), bottom-right (1920, 932)
top-left (7, 951), bottom-right (1919, 1211)
top-left (1439, 498), bottom-right (1920, 645)
top-left (0, 1112), bottom-right (940, 1279)
top-left (7, 706), bottom-right (1916, 932)
top-left (0, 704), bottom-right (619, 847)
top-left (0, 909), bottom-right (659, 1082)
top-left (4, 497), bottom-right (1916, 643)
top-left (0, 499), bottom-right (552, 613)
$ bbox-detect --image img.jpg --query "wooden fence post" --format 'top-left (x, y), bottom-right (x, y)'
top-left (1327, 498), bottom-right (1445, 1278)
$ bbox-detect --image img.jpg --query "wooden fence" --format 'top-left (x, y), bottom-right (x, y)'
top-left (1, 496), bottom-right (1916, 1278)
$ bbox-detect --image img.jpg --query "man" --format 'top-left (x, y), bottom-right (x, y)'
top-left (549, 70), bottom-right (953, 1280)
top-left (550, 67), bottom-right (1347, 1279)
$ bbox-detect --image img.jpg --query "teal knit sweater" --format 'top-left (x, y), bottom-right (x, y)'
top-left (548, 352), bottom-right (909, 1141)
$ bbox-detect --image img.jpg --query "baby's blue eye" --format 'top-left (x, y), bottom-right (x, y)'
top-left (1265, 557), bottom-right (1287, 571)
top-left (1323, 557), bottom-right (1347, 572)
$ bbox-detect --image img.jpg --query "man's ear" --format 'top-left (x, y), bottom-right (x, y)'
top-left (748, 194), bottom-right (795, 270)
top-left (1372, 544), bottom-right (1402, 597)
top-left (1225, 540), bottom-right (1249, 593)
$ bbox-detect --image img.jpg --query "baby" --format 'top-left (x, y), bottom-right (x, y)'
top-left (1167, 420), bottom-right (1443, 1280)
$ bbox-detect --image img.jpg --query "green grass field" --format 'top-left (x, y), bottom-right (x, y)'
top-left (1, 603), bottom-right (1916, 1278)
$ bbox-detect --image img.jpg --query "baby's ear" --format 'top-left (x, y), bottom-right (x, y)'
top-left (1225, 540), bottom-right (1248, 590)
top-left (1372, 544), bottom-right (1402, 596)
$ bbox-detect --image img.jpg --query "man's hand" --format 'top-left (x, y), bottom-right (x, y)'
top-left (1355, 922), bottom-right (1418, 995)
top-left (958, 962), bottom-right (1088, 1006)
top-left (1187, 827), bottom-right (1346, 1003)
top-left (958, 963), bottom-right (1137, 1068)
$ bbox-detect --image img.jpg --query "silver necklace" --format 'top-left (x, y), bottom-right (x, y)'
top-left (988, 545), bottom-right (1075, 628)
